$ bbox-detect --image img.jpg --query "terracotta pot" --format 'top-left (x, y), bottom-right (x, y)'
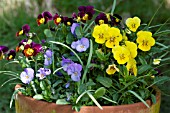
top-left (15, 85), bottom-right (161, 113)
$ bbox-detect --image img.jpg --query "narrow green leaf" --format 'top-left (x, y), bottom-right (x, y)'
top-left (138, 64), bottom-right (152, 75)
top-left (101, 96), bottom-right (117, 104)
top-left (96, 76), bottom-right (112, 88)
top-left (94, 87), bottom-right (106, 98)
top-left (33, 94), bottom-right (44, 100)
top-left (52, 80), bottom-right (63, 88)
top-left (56, 99), bottom-right (70, 105)
top-left (153, 30), bottom-right (170, 36)
top-left (151, 94), bottom-right (156, 104)
top-left (66, 33), bottom-right (74, 44)
top-left (1, 78), bottom-right (18, 87)
top-left (138, 55), bottom-right (147, 65)
top-left (76, 91), bottom-right (87, 104)
top-left (53, 67), bottom-right (63, 75)
top-left (111, 0), bottom-right (116, 15)
top-left (86, 91), bottom-right (103, 110)
top-left (128, 90), bottom-right (150, 108)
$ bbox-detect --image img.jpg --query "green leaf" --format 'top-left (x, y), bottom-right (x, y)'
top-left (66, 33), bottom-right (74, 44)
top-left (111, 0), bottom-right (116, 15)
top-left (86, 91), bottom-right (103, 110)
top-left (76, 91), bottom-right (87, 104)
top-left (33, 94), bottom-right (44, 100)
top-left (128, 90), bottom-right (150, 108)
top-left (94, 87), bottom-right (106, 98)
top-left (56, 99), bottom-right (70, 105)
top-left (96, 76), bottom-right (112, 88)
top-left (78, 84), bottom-right (87, 94)
top-left (153, 30), bottom-right (170, 36)
top-left (44, 29), bottom-right (53, 37)
top-left (151, 94), bottom-right (156, 104)
top-left (75, 26), bottom-right (82, 38)
top-left (52, 80), bottom-right (63, 88)
top-left (138, 55), bottom-right (147, 65)
top-left (138, 64), bottom-right (152, 75)
top-left (95, 49), bottom-right (105, 61)
top-left (40, 81), bottom-right (45, 90)
top-left (101, 96), bottom-right (117, 104)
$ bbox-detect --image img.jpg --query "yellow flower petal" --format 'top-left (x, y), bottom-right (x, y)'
top-left (106, 64), bottom-right (119, 75)
top-left (126, 16), bottom-right (141, 32)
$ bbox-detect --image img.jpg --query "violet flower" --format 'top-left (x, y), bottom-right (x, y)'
top-left (110, 14), bottom-right (122, 26)
top-left (16, 24), bottom-right (30, 37)
top-left (7, 50), bottom-right (16, 60)
top-left (95, 13), bottom-right (108, 25)
top-left (20, 68), bottom-right (34, 84)
top-left (44, 49), bottom-right (53, 66)
top-left (71, 23), bottom-right (80, 36)
top-left (36, 68), bottom-right (51, 80)
top-left (0, 46), bottom-right (9, 60)
top-left (61, 57), bottom-right (74, 71)
top-left (71, 37), bottom-right (89, 52)
top-left (65, 82), bottom-right (70, 88)
top-left (67, 63), bottom-right (82, 82)
top-left (37, 11), bottom-right (53, 26)
top-left (53, 13), bottom-right (62, 25)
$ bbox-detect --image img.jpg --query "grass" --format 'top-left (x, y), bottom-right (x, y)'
top-left (0, 0), bottom-right (170, 113)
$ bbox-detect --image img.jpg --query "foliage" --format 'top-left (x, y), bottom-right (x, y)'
top-left (0, 0), bottom-right (170, 112)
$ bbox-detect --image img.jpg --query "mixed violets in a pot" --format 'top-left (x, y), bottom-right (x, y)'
top-left (0, 0), bottom-right (170, 112)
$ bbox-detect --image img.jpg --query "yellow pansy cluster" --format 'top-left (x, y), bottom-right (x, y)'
top-left (92, 16), bottom-right (156, 76)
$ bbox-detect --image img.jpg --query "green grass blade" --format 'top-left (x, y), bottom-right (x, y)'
top-left (1, 78), bottom-right (18, 87)
top-left (128, 90), bottom-right (150, 108)
top-left (76, 91), bottom-right (87, 104)
top-left (111, 0), bottom-right (117, 15)
top-left (101, 96), bottom-right (117, 104)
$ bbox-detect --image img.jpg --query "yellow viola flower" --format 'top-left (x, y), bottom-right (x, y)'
top-left (105, 27), bottom-right (122, 48)
top-left (126, 59), bottom-right (137, 76)
top-left (126, 16), bottom-right (141, 32)
top-left (106, 64), bottom-right (119, 75)
top-left (92, 24), bottom-right (109, 44)
top-left (112, 46), bottom-right (130, 64)
top-left (125, 41), bottom-right (137, 58)
top-left (136, 31), bottom-right (155, 51)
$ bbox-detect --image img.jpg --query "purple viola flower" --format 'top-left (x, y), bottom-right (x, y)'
top-left (61, 57), bottom-right (74, 71)
top-left (37, 11), bottom-right (53, 26)
top-left (36, 68), bottom-right (51, 80)
top-left (7, 50), bottom-right (16, 60)
top-left (71, 37), bottom-right (89, 52)
top-left (65, 82), bottom-right (70, 88)
top-left (44, 49), bottom-right (53, 66)
top-left (20, 68), bottom-right (34, 84)
top-left (110, 14), bottom-right (122, 26)
top-left (71, 23), bottom-right (80, 36)
top-left (53, 13), bottom-right (62, 25)
top-left (62, 17), bottom-right (74, 26)
top-left (95, 13), bottom-right (108, 25)
top-left (67, 63), bottom-right (82, 82)
top-left (16, 24), bottom-right (30, 37)
top-left (56, 71), bottom-right (63, 77)
top-left (0, 46), bottom-right (9, 60)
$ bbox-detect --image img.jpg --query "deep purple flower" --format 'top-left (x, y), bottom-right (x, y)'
top-left (61, 57), bottom-right (74, 71)
top-left (20, 68), bottom-right (34, 84)
top-left (0, 46), bottom-right (9, 60)
top-left (56, 71), bottom-right (63, 77)
top-left (71, 37), bottom-right (89, 52)
top-left (16, 24), bottom-right (30, 37)
top-left (36, 68), bottom-right (51, 80)
top-left (44, 49), bottom-right (53, 66)
top-left (37, 11), bottom-right (52, 26)
top-left (71, 23), bottom-right (80, 36)
top-left (62, 17), bottom-right (74, 26)
top-left (67, 63), bottom-right (82, 82)
top-left (53, 13), bottom-right (62, 25)
top-left (110, 14), bottom-right (122, 26)
top-left (95, 13), bottom-right (108, 25)
top-left (7, 50), bottom-right (16, 60)
top-left (23, 42), bottom-right (42, 57)
top-left (41, 39), bottom-right (46, 44)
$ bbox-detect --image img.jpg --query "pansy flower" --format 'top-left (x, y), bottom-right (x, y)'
top-left (71, 38), bottom-right (89, 52)
top-left (67, 63), bottom-right (82, 82)
top-left (7, 50), bottom-right (16, 60)
top-left (105, 27), bottom-right (122, 48)
top-left (126, 59), bottom-right (137, 76)
top-left (23, 42), bottom-right (42, 57)
top-left (110, 14), bottom-right (122, 26)
top-left (16, 24), bottom-right (30, 37)
top-left (125, 41), bottom-right (137, 59)
top-left (61, 57), bottom-right (74, 71)
top-left (44, 49), bottom-right (53, 66)
top-left (36, 68), bottom-right (51, 80)
top-left (95, 13), bottom-right (108, 25)
top-left (0, 46), bottom-right (9, 60)
top-left (37, 11), bottom-right (53, 26)
top-left (62, 17), bottom-right (74, 26)
top-left (136, 31), bottom-right (155, 51)
top-left (16, 39), bottom-right (28, 52)
top-left (71, 23), bottom-right (80, 36)
top-left (106, 64), bottom-right (119, 75)
top-left (126, 16), bottom-right (141, 32)
top-left (53, 13), bottom-right (62, 25)
top-left (77, 6), bottom-right (95, 22)
top-left (20, 68), bottom-right (34, 84)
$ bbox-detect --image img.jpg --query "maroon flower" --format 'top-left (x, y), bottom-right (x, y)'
top-left (62, 17), bottom-right (74, 26)
top-left (53, 13), bottom-right (62, 25)
top-left (95, 13), bottom-right (108, 25)
top-left (0, 46), bottom-right (9, 60)
top-left (37, 11), bottom-right (53, 26)
top-left (7, 50), bottom-right (16, 60)
top-left (16, 39), bottom-right (28, 52)
top-left (77, 6), bottom-right (95, 22)
top-left (23, 42), bottom-right (42, 57)
top-left (16, 24), bottom-right (30, 37)
top-left (110, 14), bottom-right (122, 26)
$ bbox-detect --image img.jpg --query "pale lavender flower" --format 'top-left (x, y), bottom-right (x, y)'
top-left (67, 63), bottom-right (82, 82)
top-left (71, 23), bottom-right (80, 36)
top-left (61, 57), bottom-right (74, 71)
top-left (20, 68), bottom-right (34, 84)
top-left (36, 68), bottom-right (51, 80)
top-left (71, 37), bottom-right (89, 52)
top-left (44, 49), bottom-right (53, 66)
top-left (65, 82), bottom-right (70, 88)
